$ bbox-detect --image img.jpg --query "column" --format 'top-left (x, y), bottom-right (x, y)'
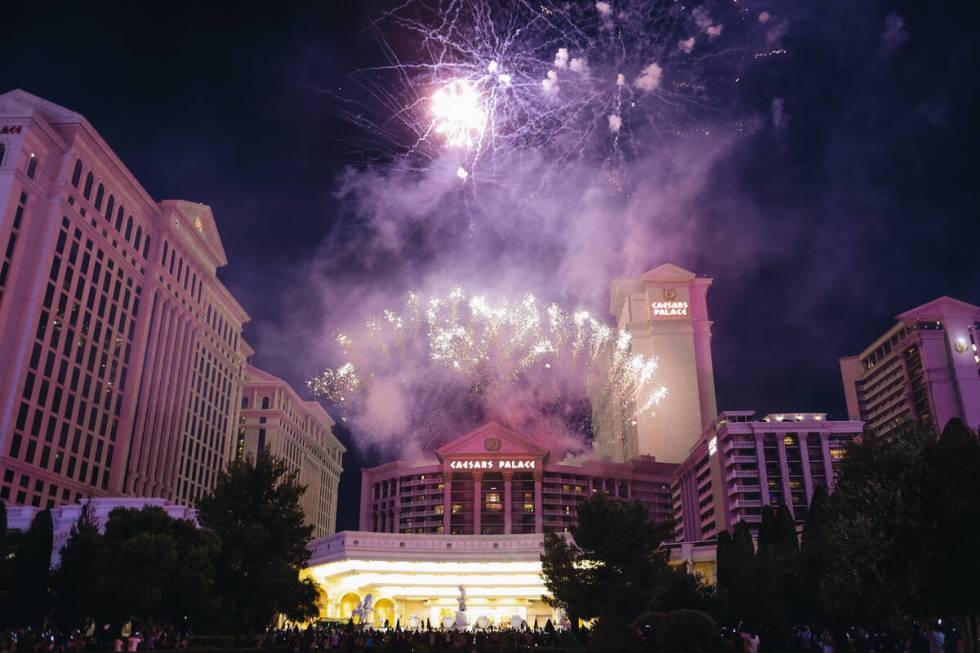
top-left (534, 471), bottom-right (544, 533)
top-left (442, 472), bottom-right (452, 534)
top-left (503, 471), bottom-right (513, 534)
top-left (473, 471), bottom-right (483, 535)
top-left (798, 435), bottom-right (814, 503)
top-left (820, 432), bottom-right (834, 488)
top-left (776, 435), bottom-right (792, 515)
top-left (755, 436), bottom-right (770, 506)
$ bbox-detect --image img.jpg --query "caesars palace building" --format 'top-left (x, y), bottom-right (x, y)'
top-left (303, 265), bottom-right (863, 628)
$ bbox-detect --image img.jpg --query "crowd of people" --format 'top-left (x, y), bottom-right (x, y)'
top-left (0, 623), bottom-right (192, 653)
top-left (266, 623), bottom-right (568, 652)
top-left (719, 622), bottom-right (955, 653)
top-left (0, 619), bottom-right (960, 653)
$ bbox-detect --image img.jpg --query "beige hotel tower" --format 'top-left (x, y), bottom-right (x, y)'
top-left (595, 263), bottom-right (718, 464)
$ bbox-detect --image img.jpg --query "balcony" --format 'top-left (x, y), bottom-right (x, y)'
top-left (730, 499), bottom-right (762, 509)
top-left (725, 469), bottom-right (759, 482)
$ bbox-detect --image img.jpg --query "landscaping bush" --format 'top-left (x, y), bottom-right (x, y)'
top-left (656, 609), bottom-right (716, 653)
top-left (587, 611), bottom-right (644, 653)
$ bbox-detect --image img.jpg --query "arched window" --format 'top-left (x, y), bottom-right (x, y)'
top-left (94, 184), bottom-right (104, 210)
top-left (142, 234), bottom-right (151, 259)
top-left (105, 195), bottom-right (114, 220)
top-left (124, 216), bottom-right (133, 240)
top-left (26, 154), bottom-right (38, 179)
top-left (261, 397), bottom-right (270, 410)
top-left (71, 160), bottom-right (83, 187)
top-left (115, 206), bottom-right (124, 231)
top-left (168, 250), bottom-right (175, 275)
top-left (83, 172), bottom-right (94, 199)
top-left (162, 240), bottom-right (168, 265)
top-left (134, 226), bottom-right (142, 250)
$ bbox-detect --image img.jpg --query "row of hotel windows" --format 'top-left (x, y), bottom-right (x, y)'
top-left (4, 219), bottom-right (139, 506)
top-left (0, 190), bottom-right (28, 307)
top-left (1, 467), bottom-right (87, 509)
top-left (0, 144), bottom-right (39, 179)
top-left (70, 159), bottom-right (151, 262)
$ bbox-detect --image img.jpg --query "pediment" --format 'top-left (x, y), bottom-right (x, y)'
top-left (640, 262), bottom-right (696, 281)
top-left (435, 422), bottom-right (549, 461)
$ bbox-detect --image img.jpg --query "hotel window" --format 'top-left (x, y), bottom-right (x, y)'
top-left (71, 160), bottom-right (83, 187)
top-left (0, 143), bottom-right (6, 166)
top-left (83, 172), bottom-right (94, 199)
top-left (134, 226), bottom-right (142, 250)
top-left (105, 196), bottom-right (114, 220)
top-left (115, 206), bottom-right (124, 231)
top-left (125, 216), bottom-right (133, 241)
top-left (142, 235), bottom-right (151, 259)
top-left (26, 153), bottom-right (38, 179)
top-left (94, 184), bottom-right (104, 211)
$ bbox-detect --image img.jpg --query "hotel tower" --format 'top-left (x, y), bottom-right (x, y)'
top-left (0, 90), bottom-right (343, 535)
top-left (839, 296), bottom-right (980, 435)
top-left (595, 263), bottom-right (718, 464)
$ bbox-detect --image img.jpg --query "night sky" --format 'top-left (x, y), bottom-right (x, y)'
top-left (3, 1), bottom-right (978, 531)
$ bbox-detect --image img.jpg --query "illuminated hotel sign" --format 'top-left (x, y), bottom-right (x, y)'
top-left (449, 459), bottom-right (537, 470)
top-left (651, 301), bottom-right (689, 318)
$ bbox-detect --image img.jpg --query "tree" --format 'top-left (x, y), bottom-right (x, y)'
top-left (649, 564), bottom-right (717, 615)
top-left (91, 506), bottom-right (219, 626)
top-left (9, 508), bottom-right (53, 627)
top-left (196, 453), bottom-right (319, 634)
top-left (541, 494), bottom-right (671, 625)
top-left (821, 421), bottom-right (933, 623)
top-left (920, 418), bottom-right (980, 653)
top-left (797, 486), bottom-right (830, 623)
top-left (52, 502), bottom-right (103, 628)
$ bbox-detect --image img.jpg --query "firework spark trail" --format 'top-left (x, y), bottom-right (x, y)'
top-left (306, 1), bottom-right (786, 456)
top-left (330, 0), bottom-right (777, 185)
top-left (308, 288), bottom-right (667, 455)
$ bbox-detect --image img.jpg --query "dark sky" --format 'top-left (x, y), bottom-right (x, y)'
top-left (3, 1), bottom-right (978, 531)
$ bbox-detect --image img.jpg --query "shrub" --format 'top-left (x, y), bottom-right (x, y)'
top-left (587, 612), bottom-right (644, 653)
top-left (657, 609), bottom-right (717, 653)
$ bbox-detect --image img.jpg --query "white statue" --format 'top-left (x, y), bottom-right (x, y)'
top-left (456, 585), bottom-right (467, 613)
top-left (353, 593), bottom-right (374, 625)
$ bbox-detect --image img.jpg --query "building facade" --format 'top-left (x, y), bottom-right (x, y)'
top-left (359, 422), bottom-right (675, 537)
top-left (0, 89), bottom-right (250, 509)
top-left (671, 411), bottom-right (862, 542)
top-left (238, 365), bottom-right (345, 538)
top-left (840, 296), bottom-right (980, 435)
top-left (595, 263), bottom-right (717, 464)
top-left (304, 422), bottom-right (683, 627)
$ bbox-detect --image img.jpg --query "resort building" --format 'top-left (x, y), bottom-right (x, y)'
top-left (0, 89), bottom-right (342, 533)
top-left (0, 89), bottom-right (251, 508)
top-left (238, 365), bottom-right (346, 538)
top-left (359, 422), bottom-right (675, 536)
top-left (302, 421), bottom-right (719, 627)
top-left (595, 263), bottom-right (717, 464)
top-left (839, 296), bottom-right (980, 435)
top-left (670, 411), bottom-right (862, 542)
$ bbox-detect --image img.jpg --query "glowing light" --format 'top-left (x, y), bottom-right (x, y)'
top-left (456, 166), bottom-right (469, 180)
top-left (431, 80), bottom-right (487, 150)
top-left (308, 288), bottom-right (668, 451)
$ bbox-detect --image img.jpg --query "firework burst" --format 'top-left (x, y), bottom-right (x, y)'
top-left (330, 0), bottom-right (776, 185)
top-left (308, 288), bottom-right (667, 454)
